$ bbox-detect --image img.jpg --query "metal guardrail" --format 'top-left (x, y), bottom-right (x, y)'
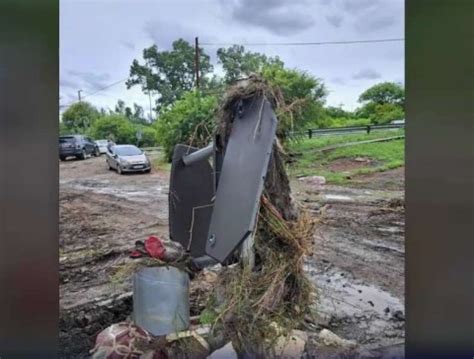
top-left (290, 123), bottom-right (405, 138)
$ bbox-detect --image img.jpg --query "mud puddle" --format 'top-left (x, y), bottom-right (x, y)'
top-left (305, 261), bottom-right (405, 348)
top-left (65, 179), bottom-right (168, 203)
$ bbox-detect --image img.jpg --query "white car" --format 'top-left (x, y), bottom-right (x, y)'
top-left (95, 139), bottom-right (108, 154)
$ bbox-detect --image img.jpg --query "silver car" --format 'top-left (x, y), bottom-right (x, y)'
top-left (106, 144), bottom-right (151, 174)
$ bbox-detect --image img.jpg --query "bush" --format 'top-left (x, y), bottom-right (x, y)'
top-left (61, 101), bottom-right (100, 133)
top-left (88, 114), bottom-right (136, 144)
top-left (154, 91), bottom-right (218, 161)
top-left (370, 103), bottom-right (404, 124)
top-left (135, 125), bottom-right (159, 147)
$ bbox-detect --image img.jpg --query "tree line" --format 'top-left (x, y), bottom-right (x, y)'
top-left (60, 39), bottom-right (405, 157)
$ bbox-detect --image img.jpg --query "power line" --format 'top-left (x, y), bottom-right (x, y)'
top-left (200, 38), bottom-right (404, 46)
top-left (60, 77), bottom-right (129, 108)
top-left (59, 37), bottom-right (404, 109)
top-left (82, 77), bottom-right (129, 99)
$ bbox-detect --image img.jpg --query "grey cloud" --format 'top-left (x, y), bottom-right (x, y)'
top-left (326, 14), bottom-right (343, 27)
top-left (60, 77), bottom-right (80, 89)
top-left (67, 70), bottom-right (111, 90)
top-left (120, 40), bottom-right (136, 50)
top-left (225, 0), bottom-right (315, 35)
top-left (342, 0), bottom-right (379, 13)
top-left (143, 20), bottom-right (219, 62)
top-left (144, 20), bottom-right (196, 49)
top-left (352, 68), bottom-right (381, 80)
top-left (331, 77), bottom-right (346, 85)
top-left (354, 15), bottom-right (395, 33)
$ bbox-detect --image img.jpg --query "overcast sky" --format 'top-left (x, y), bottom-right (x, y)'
top-left (60, 0), bottom-right (404, 116)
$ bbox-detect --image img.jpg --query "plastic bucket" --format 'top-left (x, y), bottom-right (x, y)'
top-left (133, 266), bottom-right (190, 336)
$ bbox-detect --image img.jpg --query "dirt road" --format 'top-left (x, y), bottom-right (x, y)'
top-left (59, 155), bottom-right (404, 358)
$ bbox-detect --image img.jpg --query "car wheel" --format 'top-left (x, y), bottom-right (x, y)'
top-left (60, 156), bottom-right (66, 161)
top-left (117, 165), bottom-right (123, 175)
top-left (94, 148), bottom-right (100, 157)
top-left (144, 168), bottom-right (151, 174)
top-left (79, 149), bottom-right (87, 160)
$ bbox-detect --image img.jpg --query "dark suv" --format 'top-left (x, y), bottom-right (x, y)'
top-left (59, 135), bottom-right (100, 161)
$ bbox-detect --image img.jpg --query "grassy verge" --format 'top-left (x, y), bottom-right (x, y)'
top-left (288, 130), bottom-right (405, 184)
top-left (151, 153), bottom-right (171, 172)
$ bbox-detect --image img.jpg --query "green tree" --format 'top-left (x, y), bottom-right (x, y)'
top-left (324, 105), bottom-right (353, 119)
top-left (357, 82), bottom-right (405, 124)
top-left (114, 99), bottom-right (148, 124)
top-left (262, 63), bottom-right (327, 135)
top-left (134, 125), bottom-right (159, 147)
top-left (61, 101), bottom-right (99, 133)
top-left (59, 121), bottom-right (69, 135)
top-left (370, 103), bottom-right (404, 124)
top-left (217, 45), bottom-right (284, 84)
top-left (88, 114), bottom-right (136, 144)
top-left (127, 39), bottom-right (213, 112)
top-left (358, 82), bottom-right (404, 106)
top-left (153, 91), bottom-right (218, 161)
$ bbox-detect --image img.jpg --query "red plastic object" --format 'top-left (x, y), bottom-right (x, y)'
top-left (129, 250), bottom-right (143, 258)
top-left (144, 236), bottom-right (166, 259)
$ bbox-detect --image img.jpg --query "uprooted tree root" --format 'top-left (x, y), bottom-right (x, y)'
top-left (203, 76), bottom-right (318, 355)
top-left (202, 198), bottom-right (317, 355)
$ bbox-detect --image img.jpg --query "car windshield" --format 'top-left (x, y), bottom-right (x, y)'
top-left (114, 146), bottom-right (142, 156)
top-left (96, 140), bottom-right (107, 145)
top-left (59, 137), bottom-right (76, 143)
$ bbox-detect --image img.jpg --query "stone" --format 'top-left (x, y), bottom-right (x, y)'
top-left (207, 342), bottom-right (237, 359)
top-left (273, 332), bottom-right (307, 358)
top-left (392, 310), bottom-right (405, 322)
top-left (299, 175), bottom-right (326, 187)
top-left (318, 329), bottom-right (357, 349)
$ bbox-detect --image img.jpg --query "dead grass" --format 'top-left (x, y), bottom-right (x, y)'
top-left (201, 76), bottom-right (319, 354)
top-left (204, 197), bottom-right (317, 353)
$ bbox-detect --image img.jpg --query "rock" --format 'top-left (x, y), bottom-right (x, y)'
top-left (273, 331), bottom-right (307, 358)
top-left (318, 329), bottom-right (357, 349)
top-left (392, 310), bottom-right (405, 322)
top-left (207, 342), bottom-right (237, 359)
top-left (384, 330), bottom-right (399, 338)
top-left (354, 157), bottom-right (369, 162)
top-left (299, 175), bottom-right (326, 187)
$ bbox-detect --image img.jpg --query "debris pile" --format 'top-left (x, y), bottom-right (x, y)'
top-left (199, 76), bottom-right (318, 355)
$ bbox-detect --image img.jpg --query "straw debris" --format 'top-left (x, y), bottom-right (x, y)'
top-left (204, 76), bottom-right (318, 355)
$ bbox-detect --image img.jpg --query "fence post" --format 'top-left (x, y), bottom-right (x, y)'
top-left (308, 129), bottom-right (312, 139)
top-left (366, 125), bottom-right (371, 134)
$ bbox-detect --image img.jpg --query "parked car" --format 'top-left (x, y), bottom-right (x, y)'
top-left (106, 144), bottom-right (151, 174)
top-left (59, 135), bottom-right (100, 161)
top-left (390, 119), bottom-right (405, 125)
top-left (95, 139), bottom-right (108, 154)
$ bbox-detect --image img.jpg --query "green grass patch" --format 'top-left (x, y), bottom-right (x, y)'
top-left (288, 129), bottom-right (404, 152)
top-left (288, 131), bottom-right (404, 184)
top-left (151, 153), bottom-right (171, 172)
top-left (199, 308), bottom-right (218, 325)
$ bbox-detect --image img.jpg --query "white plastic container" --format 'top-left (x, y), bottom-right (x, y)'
top-left (133, 266), bottom-right (190, 336)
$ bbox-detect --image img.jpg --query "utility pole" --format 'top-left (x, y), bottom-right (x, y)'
top-left (145, 59), bottom-right (153, 121)
top-left (194, 36), bottom-right (200, 90)
top-left (78, 90), bottom-right (82, 102)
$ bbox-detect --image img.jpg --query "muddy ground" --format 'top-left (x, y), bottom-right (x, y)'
top-left (59, 155), bottom-right (405, 358)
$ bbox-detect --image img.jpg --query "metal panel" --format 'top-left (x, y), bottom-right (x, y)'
top-left (205, 96), bottom-right (278, 262)
top-left (169, 144), bottom-right (214, 257)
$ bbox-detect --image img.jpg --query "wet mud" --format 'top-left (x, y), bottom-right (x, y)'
top-left (59, 156), bottom-right (405, 358)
